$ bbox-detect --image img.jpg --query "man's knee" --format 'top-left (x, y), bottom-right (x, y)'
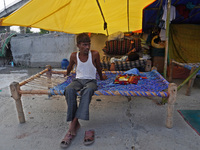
top-left (83, 87), bottom-right (95, 95)
top-left (64, 86), bottom-right (76, 96)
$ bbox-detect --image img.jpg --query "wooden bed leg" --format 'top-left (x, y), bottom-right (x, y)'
top-left (168, 59), bottom-right (173, 82)
top-left (10, 82), bottom-right (25, 123)
top-left (46, 65), bottom-right (52, 89)
top-left (126, 96), bottom-right (131, 102)
top-left (186, 67), bottom-right (196, 96)
top-left (46, 65), bottom-right (52, 98)
top-left (166, 83), bottom-right (177, 129)
top-left (145, 60), bottom-right (152, 72)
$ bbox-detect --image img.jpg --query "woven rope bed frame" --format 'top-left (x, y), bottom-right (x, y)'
top-left (10, 65), bottom-right (177, 129)
top-left (169, 60), bottom-right (200, 96)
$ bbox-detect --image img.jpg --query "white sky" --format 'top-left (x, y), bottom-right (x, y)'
top-left (0, 0), bottom-right (40, 32)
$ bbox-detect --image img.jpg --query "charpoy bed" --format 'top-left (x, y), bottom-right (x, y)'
top-left (10, 65), bottom-right (177, 129)
top-left (169, 60), bottom-right (200, 96)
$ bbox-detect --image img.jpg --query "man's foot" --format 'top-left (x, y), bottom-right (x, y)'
top-left (60, 131), bottom-right (74, 148)
top-left (60, 121), bottom-right (81, 148)
top-left (84, 130), bottom-right (95, 145)
top-left (69, 121), bottom-right (80, 136)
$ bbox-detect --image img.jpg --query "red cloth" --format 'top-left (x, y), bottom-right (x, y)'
top-left (176, 4), bottom-right (190, 18)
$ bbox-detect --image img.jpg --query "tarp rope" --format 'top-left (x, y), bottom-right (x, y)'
top-left (127, 0), bottom-right (130, 32)
top-left (96, 0), bottom-right (109, 35)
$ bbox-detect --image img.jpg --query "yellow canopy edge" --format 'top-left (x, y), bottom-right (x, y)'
top-left (0, 0), bottom-right (155, 35)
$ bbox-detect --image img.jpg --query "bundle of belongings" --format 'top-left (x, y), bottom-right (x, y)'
top-left (113, 68), bottom-right (147, 85)
top-left (101, 31), bottom-right (151, 71)
top-left (100, 59), bottom-right (148, 71)
top-left (102, 31), bottom-right (142, 56)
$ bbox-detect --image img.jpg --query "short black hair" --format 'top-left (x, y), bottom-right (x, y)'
top-left (77, 33), bottom-right (91, 44)
top-left (128, 52), bottom-right (139, 61)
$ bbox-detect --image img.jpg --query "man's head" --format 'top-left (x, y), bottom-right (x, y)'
top-left (77, 33), bottom-right (91, 44)
top-left (77, 33), bottom-right (91, 54)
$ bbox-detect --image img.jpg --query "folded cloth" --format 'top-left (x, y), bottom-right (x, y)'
top-left (110, 56), bottom-right (128, 64)
top-left (123, 68), bottom-right (140, 75)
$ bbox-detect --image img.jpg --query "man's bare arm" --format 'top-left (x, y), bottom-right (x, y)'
top-left (94, 51), bottom-right (107, 80)
top-left (65, 52), bottom-right (76, 76)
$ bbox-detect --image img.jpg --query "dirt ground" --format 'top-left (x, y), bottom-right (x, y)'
top-left (0, 66), bottom-right (200, 150)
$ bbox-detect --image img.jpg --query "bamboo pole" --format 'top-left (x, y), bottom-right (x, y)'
top-left (163, 0), bottom-right (172, 79)
top-left (10, 82), bottom-right (25, 123)
top-left (168, 59), bottom-right (173, 82)
top-left (177, 66), bottom-right (200, 91)
top-left (166, 83), bottom-right (177, 128)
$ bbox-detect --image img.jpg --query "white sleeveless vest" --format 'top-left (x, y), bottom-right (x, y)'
top-left (76, 51), bottom-right (96, 79)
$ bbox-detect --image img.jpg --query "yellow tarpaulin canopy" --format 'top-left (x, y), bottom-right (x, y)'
top-left (0, 0), bottom-right (155, 35)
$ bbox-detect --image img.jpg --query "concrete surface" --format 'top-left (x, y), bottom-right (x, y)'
top-left (10, 33), bottom-right (76, 67)
top-left (0, 66), bottom-right (200, 150)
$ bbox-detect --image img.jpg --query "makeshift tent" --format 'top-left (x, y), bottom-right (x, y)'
top-left (0, 0), bottom-right (156, 35)
top-left (143, 0), bottom-right (200, 63)
top-left (143, 0), bottom-right (200, 77)
top-left (143, 0), bottom-right (200, 33)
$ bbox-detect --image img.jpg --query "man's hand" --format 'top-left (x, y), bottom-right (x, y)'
top-left (63, 71), bottom-right (68, 77)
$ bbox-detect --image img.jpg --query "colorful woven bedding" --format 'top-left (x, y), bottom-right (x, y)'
top-left (172, 60), bottom-right (200, 75)
top-left (50, 69), bottom-right (169, 97)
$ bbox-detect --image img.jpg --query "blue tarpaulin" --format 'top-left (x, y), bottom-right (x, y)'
top-left (143, 0), bottom-right (200, 33)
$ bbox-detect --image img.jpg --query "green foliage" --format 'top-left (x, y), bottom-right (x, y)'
top-left (26, 27), bottom-right (33, 33)
top-left (0, 29), bottom-right (6, 33)
top-left (39, 29), bottom-right (49, 34)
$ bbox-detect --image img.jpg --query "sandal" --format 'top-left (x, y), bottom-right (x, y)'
top-left (84, 130), bottom-right (95, 145)
top-left (60, 132), bottom-right (74, 148)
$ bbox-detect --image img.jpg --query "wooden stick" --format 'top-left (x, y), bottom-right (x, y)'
top-left (19, 90), bottom-right (49, 95)
top-left (186, 66), bottom-right (197, 96)
top-left (51, 70), bottom-right (67, 75)
top-left (166, 83), bottom-right (177, 128)
top-left (19, 68), bottom-right (49, 86)
top-left (10, 82), bottom-right (25, 123)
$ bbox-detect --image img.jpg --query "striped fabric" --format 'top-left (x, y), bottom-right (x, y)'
top-left (101, 59), bottom-right (147, 71)
top-left (102, 38), bottom-right (142, 55)
top-left (102, 39), bottom-right (132, 55)
top-left (133, 38), bottom-right (142, 52)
